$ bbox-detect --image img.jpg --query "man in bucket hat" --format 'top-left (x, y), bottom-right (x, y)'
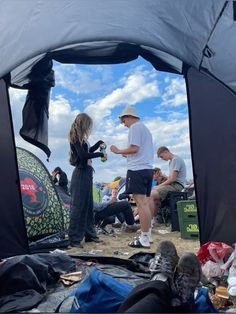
top-left (110, 106), bottom-right (154, 248)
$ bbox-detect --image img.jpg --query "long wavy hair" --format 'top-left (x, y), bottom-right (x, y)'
top-left (68, 113), bottom-right (93, 144)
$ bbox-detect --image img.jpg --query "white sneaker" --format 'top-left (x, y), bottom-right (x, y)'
top-left (139, 234), bottom-right (150, 247)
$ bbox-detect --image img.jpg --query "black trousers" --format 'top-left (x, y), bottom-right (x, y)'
top-left (95, 201), bottom-right (135, 226)
top-left (69, 166), bottom-right (97, 244)
top-left (118, 280), bottom-right (192, 313)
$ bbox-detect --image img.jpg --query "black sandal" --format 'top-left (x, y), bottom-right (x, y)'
top-left (128, 239), bottom-right (150, 249)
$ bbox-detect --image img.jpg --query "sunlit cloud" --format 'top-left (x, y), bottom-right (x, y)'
top-left (85, 66), bottom-right (159, 122)
top-left (161, 77), bottom-right (187, 107)
top-left (9, 61), bottom-right (193, 183)
top-left (49, 94), bottom-right (80, 138)
top-left (54, 63), bottom-right (114, 96)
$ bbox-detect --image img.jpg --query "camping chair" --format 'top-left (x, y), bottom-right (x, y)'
top-left (158, 191), bottom-right (188, 230)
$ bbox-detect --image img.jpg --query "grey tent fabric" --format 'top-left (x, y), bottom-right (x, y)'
top-left (0, 0), bottom-right (236, 94)
top-left (200, 2), bottom-right (236, 92)
top-left (1, 0), bottom-right (235, 158)
top-left (1, 0), bottom-right (236, 158)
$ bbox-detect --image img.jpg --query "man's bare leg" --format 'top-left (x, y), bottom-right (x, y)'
top-left (133, 194), bottom-right (151, 232)
top-left (131, 194), bottom-right (151, 247)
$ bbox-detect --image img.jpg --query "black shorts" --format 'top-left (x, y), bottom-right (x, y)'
top-left (125, 169), bottom-right (153, 197)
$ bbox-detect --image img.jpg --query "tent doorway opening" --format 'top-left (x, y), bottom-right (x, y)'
top-left (10, 58), bottom-right (193, 187)
top-left (9, 57), bottom-right (194, 255)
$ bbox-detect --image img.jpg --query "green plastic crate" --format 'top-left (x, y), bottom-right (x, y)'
top-left (177, 200), bottom-right (199, 240)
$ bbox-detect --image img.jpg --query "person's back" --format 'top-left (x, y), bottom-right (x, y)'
top-left (52, 167), bottom-right (69, 193)
top-left (127, 121), bottom-right (153, 171)
top-left (110, 107), bottom-right (154, 248)
top-left (59, 170), bottom-right (68, 190)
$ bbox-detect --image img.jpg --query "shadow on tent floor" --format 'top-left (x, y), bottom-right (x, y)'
top-left (0, 252), bottom-right (152, 313)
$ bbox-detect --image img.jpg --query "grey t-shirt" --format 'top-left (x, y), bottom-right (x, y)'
top-left (169, 155), bottom-right (186, 186)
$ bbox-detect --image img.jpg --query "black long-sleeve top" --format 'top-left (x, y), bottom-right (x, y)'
top-left (71, 140), bottom-right (104, 168)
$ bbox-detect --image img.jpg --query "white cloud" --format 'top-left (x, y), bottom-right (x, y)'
top-left (49, 94), bottom-right (79, 138)
top-left (54, 63), bottom-right (113, 95)
top-left (161, 77), bottom-right (187, 107)
top-left (9, 62), bottom-right (193, 184)
top-left (86, 66), bottom-right (159, 123)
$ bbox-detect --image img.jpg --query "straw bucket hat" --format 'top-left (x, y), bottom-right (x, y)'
top-left (119, 107), bottom-right (140, 119)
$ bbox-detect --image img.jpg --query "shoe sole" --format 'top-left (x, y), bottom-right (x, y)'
top-left (128, 239), bottom-right (150, 249)
top-left (132, 235), bottom-right (153, 244)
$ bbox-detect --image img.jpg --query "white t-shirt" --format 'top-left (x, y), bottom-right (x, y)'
top-left (127, 121), bottom-right (154, 171)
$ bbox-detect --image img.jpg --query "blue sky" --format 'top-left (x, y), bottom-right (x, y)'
top-left (9, 57), bottom-right (193, 184)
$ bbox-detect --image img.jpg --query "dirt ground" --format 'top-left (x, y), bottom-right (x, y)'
top-left (65, 224), bottom-right (200, 258)
top-left (62, 225), bottom-right (236, 312)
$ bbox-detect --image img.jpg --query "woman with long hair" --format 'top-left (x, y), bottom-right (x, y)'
top-left (68, 113), bottom-right (107, 248)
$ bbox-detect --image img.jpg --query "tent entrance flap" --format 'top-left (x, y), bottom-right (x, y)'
top-left (0, 79), bottom-right (29, 259)
top-left (186, 67), bottom-right (236, 246)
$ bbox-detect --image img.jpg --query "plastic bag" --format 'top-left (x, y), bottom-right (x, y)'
top-left (202, 260), bottom-right (224, 279)
top-left (221, 245), bottom-right (236, 274)
top-left (196, 241), bottom-right (233, 265)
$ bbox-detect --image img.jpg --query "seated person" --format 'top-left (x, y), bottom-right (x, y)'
top-left (149, 146), bottom-right (186, 218)
top-left (52, 167), bottom-right (69, 194)
top-left (118, 240), bottom-right (202, 313)
top-left (100, 191), bottom-right (124, 228)
top-left (152, 167), bottom-right (167, 188)
top-left (94, 188), bottom-right (139, 232)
